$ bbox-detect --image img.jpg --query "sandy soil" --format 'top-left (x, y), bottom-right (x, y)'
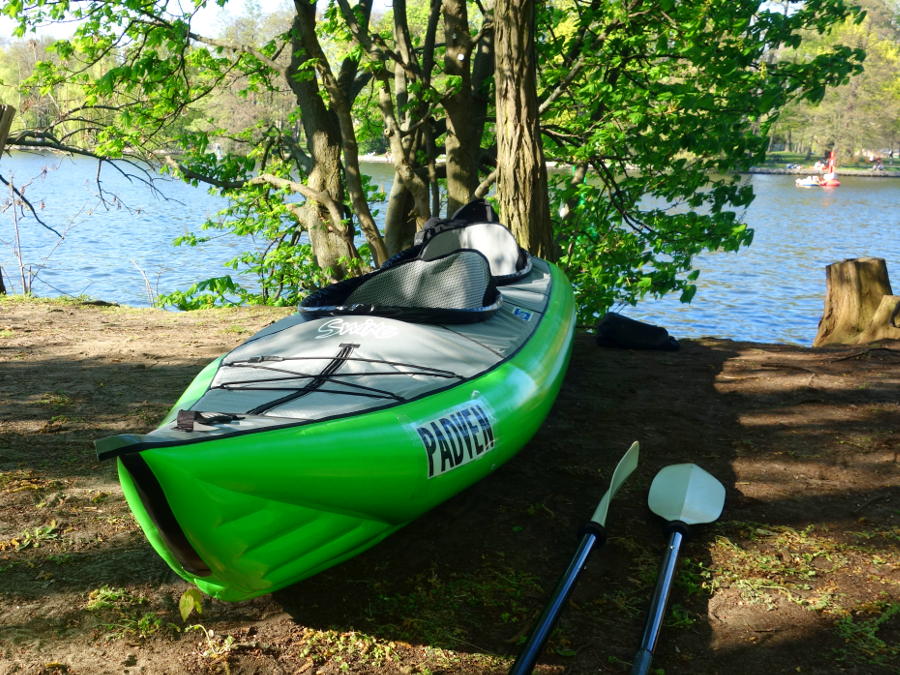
top-left (0, 296), bottom-right (897, 674)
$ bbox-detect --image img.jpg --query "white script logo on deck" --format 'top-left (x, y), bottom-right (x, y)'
top-left (316, 318), bottom-right (400, 340)
top-left (414, 402), bottom-right (496, 479)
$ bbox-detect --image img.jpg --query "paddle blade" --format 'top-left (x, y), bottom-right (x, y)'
top-left (591, 441), bottom-right (640, 527)
top-left (648, 463), bottom-right (725, 525)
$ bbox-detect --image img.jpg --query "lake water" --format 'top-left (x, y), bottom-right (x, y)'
top-left (1, 152), bottom-right (898, 346)
top-left (629, 173), bottom-right (899, 345)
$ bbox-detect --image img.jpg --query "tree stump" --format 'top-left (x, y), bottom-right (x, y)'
top-left (813, 257), bottom-right (898, 346)
top-left (857, 295), bottom-right (900, 343)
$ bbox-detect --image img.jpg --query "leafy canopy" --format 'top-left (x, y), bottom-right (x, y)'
top-left (1, 0), bottom-right (866, 320)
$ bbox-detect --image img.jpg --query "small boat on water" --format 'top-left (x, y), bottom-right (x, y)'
top-left (795, 174), bottom-right (841, 188)
top-left (796, 151), bottom-right (841, 188)
top-left (96, 201), bottom-right (577, 601)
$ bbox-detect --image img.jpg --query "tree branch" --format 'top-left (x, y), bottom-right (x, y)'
top-left (0, 173), bottom-right (60, 236)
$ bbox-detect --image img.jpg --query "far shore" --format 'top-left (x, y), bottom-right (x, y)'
top-left (746, 165), bottom-right (900, 178)
top-left (10, 147), bottom-right (900, 179)
top-left (361, 153), bottom-right (900, 179)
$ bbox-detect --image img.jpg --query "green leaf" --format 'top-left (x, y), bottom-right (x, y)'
top-left (179, 588), bottom-right (204, 622)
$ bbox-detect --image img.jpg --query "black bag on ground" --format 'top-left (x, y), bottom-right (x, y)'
top-left (595, 312), bottom-right (679, 351)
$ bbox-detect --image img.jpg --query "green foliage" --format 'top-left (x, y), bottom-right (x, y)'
top-left (772, 0), bottom-right (900, 159)
top-left (2, 520), bottom-right (60, 551)
top-left (85, 584), bottom-right (178, 640)
top-left (3, 0), bottom-right (867, 316)
top-left (85, 585), bottom-right (136, 612)
top-left (178, 587), bottom-right (204, 622)
top-left (539, 0), bottom-right (862, 321)
top-left (552, 175), bottom-right (752, 323)
top-left (833, 601), bottom-right (900, 667)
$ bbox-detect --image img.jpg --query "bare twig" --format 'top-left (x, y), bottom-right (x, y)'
top-left (0, 173), bottom-right (60, 236)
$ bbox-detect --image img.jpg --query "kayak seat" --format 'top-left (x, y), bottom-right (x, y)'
top-left (412, 200), bottom-right (532, 284)
top-left (300, 249), bottom-right (502, 324)
top-left (378, 200), bottom-right (532, 285)
top-left (418, 221), bottom-right (531, 284)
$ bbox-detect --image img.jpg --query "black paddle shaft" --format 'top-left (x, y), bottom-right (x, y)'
top-left (631, 525), bottom-right (686, 675)
top-left (509, 523), bottom-right (606, 675)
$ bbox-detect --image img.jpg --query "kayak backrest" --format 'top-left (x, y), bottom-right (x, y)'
top-left (410, 199), bottom-right (532, 285)
top-left (420, 221), bottom-right (530, 284)
top-left (300, 249), bottom-right (502, 324)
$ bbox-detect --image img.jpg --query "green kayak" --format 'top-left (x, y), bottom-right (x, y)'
top-left (97, 202), bottom-right (576, 601)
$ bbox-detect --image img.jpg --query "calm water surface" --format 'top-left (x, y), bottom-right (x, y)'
top-left (629, 173), bottom-right (899, 345)
top-left (2, 153), bottom-right (897, 345)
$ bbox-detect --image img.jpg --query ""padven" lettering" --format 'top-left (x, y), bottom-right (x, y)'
top-left (415, 402), bottom-right (496, 478)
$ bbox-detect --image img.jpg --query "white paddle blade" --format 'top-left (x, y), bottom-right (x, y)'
top-left (648, 463), bottom-right (725, 525)
top-left (591, 441), bottom-right (640, 527)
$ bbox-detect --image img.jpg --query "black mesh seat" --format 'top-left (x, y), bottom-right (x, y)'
top-left (300, 249), bottom-right (502, 324)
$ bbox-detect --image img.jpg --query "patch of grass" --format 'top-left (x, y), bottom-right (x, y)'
top-left (85, 585), bottom-right (137, 612)
top-left (832, 601), bottom-right (899, 668)
top-left (0, 293), bottom-right (95, 307)
top-left (38, 391), bottom-right (74, 407)
top-left (129, 406), bottom-right (164, 427)
top-left (666, 603), bottom-right (699, 628)
top-left (297, 628), bottom-right (400, 671)
top-left (0, 328), bottom-right (14, 338)
top-left (0, 520), bottom-right (61, 551)
top-left (0, 469), bottom-right (66, 492)
top-left (675, 556), bottom-right (713, 597)
top-left (104, 612), bottom-right (176, 640)
top-left (186, 624), bottom-right (238, 662)
top-left (86, 586), bottom-right (178, 640)
top-left (704, 522), bottom-right (853, 612)
top-left (366, 555), bottom-right (543, 646)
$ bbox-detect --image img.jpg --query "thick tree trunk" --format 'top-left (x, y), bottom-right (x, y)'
top-left (0, 105), bottom-right (15, 156)
top-left (296, 2), bottom-right (388, 266)
top-left (814, 257), bottom-right (897, 346)
top-left (384, 177), bottom-right (418, 255)
top-left (0, 106), bottom-right (12, 295)
top-left (493, 0), bottom-right (554, 258)
top-left (288, 10), bottom-right (357, 279)
top-left (442, 0), bottom-right (492, 216)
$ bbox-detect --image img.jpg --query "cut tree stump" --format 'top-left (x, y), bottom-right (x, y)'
top-left (814, 257), bottom-right (899, 346)
top-left (857, 295), bottom-right (900, 343)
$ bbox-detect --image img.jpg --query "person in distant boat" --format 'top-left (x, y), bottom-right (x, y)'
top-left (814, 160), bottom-right (825, 172)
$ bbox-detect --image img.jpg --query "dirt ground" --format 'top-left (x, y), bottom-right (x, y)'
top-left (0, 296), bottom-right (897, 674)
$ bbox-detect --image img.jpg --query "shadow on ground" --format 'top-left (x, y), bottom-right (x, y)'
top-left (2, 302), bottom-right (897, 674)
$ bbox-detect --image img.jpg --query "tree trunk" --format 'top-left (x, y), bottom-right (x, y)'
top-left (384, 177), bottom-right (418, 255)
top-left (0, 104), bottom-right (15, 156)
top-left (813, 257), bottom-right (895, 346)
top-left (493, 0), bottom-right (554, 258)
top-left (0, 119), bottom-right (10, 294)
top-left (442, 0), bottom-right (492, 216)
top-left (288, 10), bottom-right (357, 279)
top-left (296, 2), bottom-right (388, 266)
